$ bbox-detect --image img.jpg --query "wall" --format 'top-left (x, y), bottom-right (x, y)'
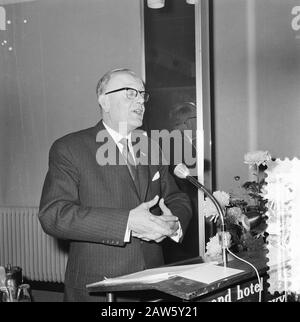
top-left (213, 0), bottom-right (300, 191)
top-left (0, 0), bottom-right (144, 206)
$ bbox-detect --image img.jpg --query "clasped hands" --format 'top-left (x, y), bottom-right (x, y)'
top-left (128, 195), bottom-right (179, 243)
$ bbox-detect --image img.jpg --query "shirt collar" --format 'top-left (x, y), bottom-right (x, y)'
top-left (102, 121), bottom-right (132, 145)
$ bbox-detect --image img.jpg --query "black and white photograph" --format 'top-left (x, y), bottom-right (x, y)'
top-left (0, 0), bottom-right (300, 310)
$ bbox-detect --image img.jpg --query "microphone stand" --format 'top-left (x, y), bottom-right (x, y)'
top-left (185, 176), bottom-right (228, 268)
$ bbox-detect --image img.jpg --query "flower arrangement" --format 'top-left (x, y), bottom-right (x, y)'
top-left (242, 150), bottom-right (271, 210)
top-left (203, 150), bottom-right (272, 260)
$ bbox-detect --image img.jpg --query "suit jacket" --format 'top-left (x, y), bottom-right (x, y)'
top-left (38, 120), bottom-right (192, 291)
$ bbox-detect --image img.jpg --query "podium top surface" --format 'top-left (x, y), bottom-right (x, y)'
top-left (87, 251), bottom-right (268, 301)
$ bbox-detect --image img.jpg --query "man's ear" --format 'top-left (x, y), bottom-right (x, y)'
top-left (98, 94), bottom-right (110, 112)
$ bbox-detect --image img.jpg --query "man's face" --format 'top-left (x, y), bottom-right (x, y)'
top-left (100, 72), bottom-right (146, 133)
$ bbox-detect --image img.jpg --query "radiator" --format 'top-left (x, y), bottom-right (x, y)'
top-left (0, 207), bottom-right (68, 283)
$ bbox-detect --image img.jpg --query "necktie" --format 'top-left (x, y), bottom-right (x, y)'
top-left (119, 138), bottom-right (140, 192)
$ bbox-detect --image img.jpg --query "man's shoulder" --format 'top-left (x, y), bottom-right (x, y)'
top-left (51, 122), bottom-right (101, 151)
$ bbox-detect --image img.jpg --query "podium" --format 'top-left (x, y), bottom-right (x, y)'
top-left (86, 250), bottom-right (286, 302)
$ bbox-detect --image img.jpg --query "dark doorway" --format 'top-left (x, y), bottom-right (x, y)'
top-left (143, 0), bottom-right (199, 263)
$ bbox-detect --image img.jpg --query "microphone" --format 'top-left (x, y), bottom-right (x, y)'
top-left (174, 163), bottom-right (228, 267)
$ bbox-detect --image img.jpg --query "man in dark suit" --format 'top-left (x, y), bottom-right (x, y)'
top-left (38, 68), bottom-right (192, 301)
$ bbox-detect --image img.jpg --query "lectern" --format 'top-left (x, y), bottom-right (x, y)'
top-left (87, 250), bottom-right (286, 302)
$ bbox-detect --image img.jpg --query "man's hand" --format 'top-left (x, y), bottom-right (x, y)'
top-left (155, 198), bottom-right (179, 236)
top-left (128, 196), bottom-right (177, 242)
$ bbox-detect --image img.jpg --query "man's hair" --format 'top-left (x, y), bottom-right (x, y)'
top-left (96, 68), bottom-right (138, 99)
top-left (169, 101), bottom-right (196, 129)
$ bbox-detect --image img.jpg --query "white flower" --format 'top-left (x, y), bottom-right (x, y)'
top-left (205, 232), bottom-right (232, 257)
top-left (244, 150), bottom-right (271, 167)
top-left (200, 191), bottom-right (229, 221)
top-left (205, 234), bottom-right (222, 257)
top-left (200, 198), bottom-right (219, 218)
top-left (212, 191), bottom-right (230, 207)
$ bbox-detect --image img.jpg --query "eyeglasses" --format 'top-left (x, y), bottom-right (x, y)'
top-left (105, 87), bottom-right (150, 102)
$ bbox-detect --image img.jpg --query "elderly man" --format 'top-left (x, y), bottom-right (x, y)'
top-left (38, 68), bottom-right (192, 301)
